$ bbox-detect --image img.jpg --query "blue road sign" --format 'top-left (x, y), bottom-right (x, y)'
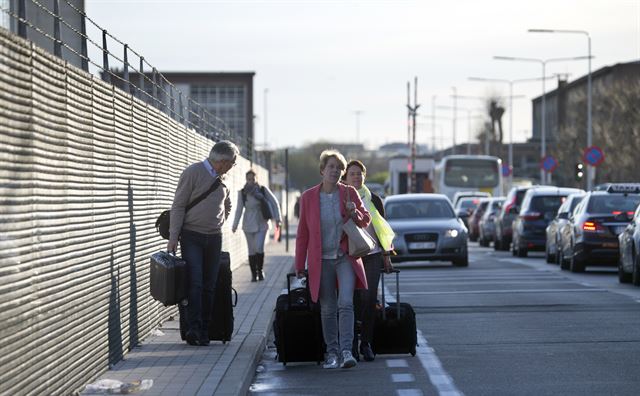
top-left (540, 155), bottom-right (558, 173)
top-left (583, 146), bottom-right (604, 166)
top-left (501, 164), bottom-right (512, 177)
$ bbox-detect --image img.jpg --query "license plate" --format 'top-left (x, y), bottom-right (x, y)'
top-left (408, 242), bottom-right (436, 249)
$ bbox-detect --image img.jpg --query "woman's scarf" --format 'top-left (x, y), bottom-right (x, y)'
top-left (357, 184), bottom-right (395, 252)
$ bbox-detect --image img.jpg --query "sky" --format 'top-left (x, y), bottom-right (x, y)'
top-left (87, 0), bottom-right (640, 150)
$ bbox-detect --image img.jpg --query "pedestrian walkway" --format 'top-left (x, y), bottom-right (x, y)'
top-left (82, 240), bottom-right (294, 395)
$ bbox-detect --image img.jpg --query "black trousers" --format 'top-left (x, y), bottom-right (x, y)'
top-left (355, 252), bottom-right (383, 344)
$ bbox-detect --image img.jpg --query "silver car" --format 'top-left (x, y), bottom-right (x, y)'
top-left (385, 193), bottom-right (469, 266)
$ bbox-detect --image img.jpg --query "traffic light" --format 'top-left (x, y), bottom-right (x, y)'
top-left (575, 163), bottom-right (584, 181)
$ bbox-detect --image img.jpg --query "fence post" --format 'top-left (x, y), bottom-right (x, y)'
top-left (123, 44), bottom-right (130, 94)
top-left (17, 0), bottom-right (27, 38)
top-left (151, 68), bottom-right (158, 108)
top-left (53, 0), bottom-right (61, 57)
top-left (138, 57), bottom-right (144, 100)
top-left (80, 11), bottom-right (88, 71)
top-left (101, 30), bottom-right (110, 83)
top-left (178, 92), bottom-right (185, 125)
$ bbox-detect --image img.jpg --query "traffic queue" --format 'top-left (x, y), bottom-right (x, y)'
top-left (467, 183), bottom-right (640, 286)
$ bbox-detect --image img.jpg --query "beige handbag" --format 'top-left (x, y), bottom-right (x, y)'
top-left (342, 189), bottom-right (376, 257)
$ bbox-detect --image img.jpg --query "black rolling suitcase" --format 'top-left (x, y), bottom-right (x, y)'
top-left (180, 251), bottom-right (237, 343)
top-left (208, 251), bottom-right (237, 342)
top-left (371, 269), bottom-right (417, 356)
top-left (150, 251), bottom-right (187, 306)
top-left (273, 273), bottom-right (324, 365)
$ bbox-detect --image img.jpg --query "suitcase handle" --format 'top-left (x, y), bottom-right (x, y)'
top-left (381, 269), bottom-right (401, 320)
top-left (286, 271), bottom-right (311, 309)
top-left (232, 287), bottom-right (238, 307)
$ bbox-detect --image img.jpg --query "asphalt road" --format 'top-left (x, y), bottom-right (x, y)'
top-left (249, 242), bottom-right (640, 396)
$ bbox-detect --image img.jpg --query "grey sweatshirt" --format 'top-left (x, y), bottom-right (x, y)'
top-left (169, 162), bottom-right (230, 242)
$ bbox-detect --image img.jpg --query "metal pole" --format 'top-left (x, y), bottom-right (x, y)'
top-left (123, 44), bottom-right (130, 94)
top-left (53, 0), bottom-right (61, 57)
top-left (431, 96), bottom-right (436, 155)
top-left (17, 0), bottom-right (27, 38)
top-left (586, 34), bottom-right (593, 190)
top-left (508, 81), bottom-right (513, 190)
top-left (452, 86), bottom-right (457, 155)
top-left (284, 148), bottom-right (289, 252)
top-left (80, 12), bottom-right (88, 71)
top-left (101, 30), bottom-right (110, 83)
top-left (406, 82), bottom-right (412, 193)
top-left (138, 57), bottom-right (144, 99)
top-left (541, 61), bottom-right (546, 184)
top-left (467, 109), bottom-right (471, 155)
top-left (411, 77), bottom-right (419, 193)
top-left (152, 68), bottom-right (158, 108)
top-left (264, 88), bottom-right (268, 149)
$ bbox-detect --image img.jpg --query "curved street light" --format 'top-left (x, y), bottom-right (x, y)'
top-left (493, 55), bottom-right (591, 184)
top-left (528, 28), bottom-right (593, 190)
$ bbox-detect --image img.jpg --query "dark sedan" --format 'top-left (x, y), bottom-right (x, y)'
top-left (618, 205), bottom-right (640, 285)
top-left (512, 187), bottom-right (583, 258)
top-left (385, 193), bottom-right (468, 266)
top-left (559, 184), bottom-right (640, 272)
top-left (545, 192), bottom-right (585, 263)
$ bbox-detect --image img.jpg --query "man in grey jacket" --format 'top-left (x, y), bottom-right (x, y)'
top-left (167, 140), bottom-right (238, 346)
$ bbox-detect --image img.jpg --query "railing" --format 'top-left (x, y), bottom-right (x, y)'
top-left (0, 0), bottom-right (254, 156)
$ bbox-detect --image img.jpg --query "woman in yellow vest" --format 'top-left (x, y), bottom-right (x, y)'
top-left (342, 159), bottom-right (395, 362)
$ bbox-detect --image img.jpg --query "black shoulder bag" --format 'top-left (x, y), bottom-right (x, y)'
top-left (155, 177), bottom-right (222, 240)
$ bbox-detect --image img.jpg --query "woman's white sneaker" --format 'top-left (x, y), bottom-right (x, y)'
top-left (340, 350), bottom-right (357, 368)
top-left (323, 353), bottom-right (339, 369)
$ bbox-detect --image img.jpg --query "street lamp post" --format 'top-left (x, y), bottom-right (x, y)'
top-left (494, 55), bottom-right (591, 184)
top-left (437, 105), bottom-right (484, 156)
top-left (468, 75), bottom-right (554, 190)
top-left (529, 29), bottom-right (593, 190)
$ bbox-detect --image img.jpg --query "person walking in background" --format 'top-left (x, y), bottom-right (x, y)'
top-left (342, 159), bottom-right (395, 362)
top-left (232, 169), bottom-right (282, 282)
top-left (295, 149), bottom-right (371, 369)
top-left (167, 140), bottom-right (238, 346)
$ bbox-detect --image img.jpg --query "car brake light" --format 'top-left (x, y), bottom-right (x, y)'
top-left (612, 211), bottom-right (622, 215)
top-left (582, 221), bottom-right (605, 232)
top-left (520, 212), bottom-right (541, 221)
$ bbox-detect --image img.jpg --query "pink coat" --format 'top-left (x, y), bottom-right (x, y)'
top-left (295, 182), bottom-right (371, 302)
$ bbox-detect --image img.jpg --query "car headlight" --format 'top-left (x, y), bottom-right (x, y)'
top-left (445, 229), bottom-right (459, 238)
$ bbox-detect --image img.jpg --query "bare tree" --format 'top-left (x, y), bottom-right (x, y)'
top-left (555, 75), bottom-right (640, 185)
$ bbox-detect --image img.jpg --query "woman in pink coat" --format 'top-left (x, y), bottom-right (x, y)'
top-left (295, 149), bottom-right (371, 369)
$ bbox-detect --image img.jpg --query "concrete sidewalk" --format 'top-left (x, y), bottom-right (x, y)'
top-left (82, 240), bottom-right (294, 395)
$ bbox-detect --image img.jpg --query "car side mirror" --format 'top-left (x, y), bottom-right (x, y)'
top-left (508, 206), bottom-right (518, 214)
top-left (457, 210), bottom-right (469, 218)
top-left (558, 212), bottom-right (568, 220)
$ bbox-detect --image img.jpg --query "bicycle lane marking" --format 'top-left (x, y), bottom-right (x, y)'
top-left (384, 284), bottom-right (464, 396)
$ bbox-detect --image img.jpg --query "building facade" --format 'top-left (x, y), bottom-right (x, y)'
top-left (531, 61), bottom-right (640, 186)
top-left (3, 0), bottom-right (86, 70)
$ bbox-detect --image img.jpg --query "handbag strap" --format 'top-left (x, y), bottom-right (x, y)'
top-left (185, 177), bottom-right (222, 213)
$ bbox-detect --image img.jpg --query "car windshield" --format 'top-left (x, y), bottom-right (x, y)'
top-left (444, 159), bottom-right (499, 188)
top-left (386, 199), bottom-right (455, 219)
top-left (529, 196), bottom-right (565, 214)
top-left (458, 199), bottom-right (478, 210)
top-left (587, 194), bottom-right (640, 214)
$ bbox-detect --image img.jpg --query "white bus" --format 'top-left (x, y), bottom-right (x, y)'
top-left (432, 155), bottom-right (503, 201)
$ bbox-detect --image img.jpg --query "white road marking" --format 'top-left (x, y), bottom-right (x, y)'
top-left (399, 288), bottom-right (607, 296)
top-left (386, 359), bottom-right (409, 368)
top-left (397, 389), bottom-right (424, 396)
top-left (384, 284), bottom-right (464, 396)
top-left (391, 373), bottom-right (416, 383)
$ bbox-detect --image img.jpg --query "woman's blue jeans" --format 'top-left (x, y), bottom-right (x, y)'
top-left (180, 230), bottom-right (222, 337)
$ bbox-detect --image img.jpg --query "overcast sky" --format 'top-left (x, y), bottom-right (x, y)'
top-left (87, 0), bottom-right (640, 150)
